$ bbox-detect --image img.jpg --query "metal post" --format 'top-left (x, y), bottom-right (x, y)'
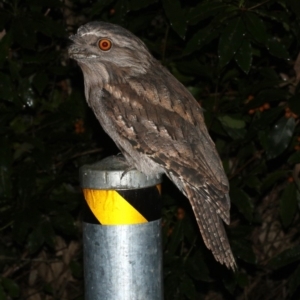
top-left (79, 156), bottom-right (163, 300)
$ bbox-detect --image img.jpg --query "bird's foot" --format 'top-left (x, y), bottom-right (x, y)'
top-left (121, 165), bottom-right (136, 179)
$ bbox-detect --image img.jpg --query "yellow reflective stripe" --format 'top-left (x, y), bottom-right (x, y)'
top-left (156, 184), bottom-right (161, 195)
top-left (83, 189), bottom-right (147, 225)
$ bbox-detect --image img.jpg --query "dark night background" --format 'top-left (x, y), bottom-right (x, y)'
top-left (1, 0), bottom-right (300, 299)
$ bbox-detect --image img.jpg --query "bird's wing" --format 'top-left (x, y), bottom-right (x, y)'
top-left (184, 184), bottom-right (236, 269)
top-left (89, 72), bottom-right (230, 222)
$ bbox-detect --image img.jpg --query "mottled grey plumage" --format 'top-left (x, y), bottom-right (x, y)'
top-left (69, 21), bottom-right (236, 269)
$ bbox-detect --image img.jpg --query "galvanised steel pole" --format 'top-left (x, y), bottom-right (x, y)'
top-left (79, 156), bottom-right (163, 300)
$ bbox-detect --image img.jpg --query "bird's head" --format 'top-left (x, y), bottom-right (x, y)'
top-left (68, 22), bottom-right (153, 85)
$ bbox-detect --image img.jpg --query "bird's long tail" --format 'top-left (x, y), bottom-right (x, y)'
top-left (185, 186), bottom-right (236, 270)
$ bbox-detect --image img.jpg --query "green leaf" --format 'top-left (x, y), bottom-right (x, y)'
top-left (257, 89), bottom-right (287, 103)
top-left (287, 0), bottom-right (300, 18)
top-left (41, 221), bottom-right (55, 248)
top-left (268, 246), bottom-right (300, 269)
top-left (280, 183), bottom-right (297, 228)
top-left (220, 68), bottom-right (240, 84)
top-left (31, 16), bottom-right (66, 38)
top-left (218, 115), bottom-right (246, 129)
top-left (230, 187), bottom-right (254, 222)
top-left (43, 283), bottom-right (54, 295)
top-left (33, 72), bottom-right (48, 95)
top-left (288, 152), bottom-right (300, 164)
top-left (186, 253), bottom-right (211, 282)
top-left (128, 0), bottom-right (157, 10)
top-left (224, 271), bottom-right (248, 292)
top-left (162, 0), bottom-right (187, 38)
top-left (223, 272), bottom-right (237, 294)
top-left (51, 212), bottom-right (77, 236)
top-left (13, 142), bottom-right (34, 160)
top-left (188, 2), bottom-right (233, 25)
top-left (219, 17), bottom-right (245, 68)
top-left (184, 6), bottom-right (238, 55)
top-left (252, 108), bottom-right (283, 132)
top-left (225, 127), bottom-right (246, 140)
top-left (29, 0), bottom-right (62, 6)
top-left (245, 175), bottom-right (261, 190)
top-left (87, 0), bottom-right (116, 17)
top-left (0, 72), bottom-right (14, 101)
top-left (12, 218), bottom-right (30, 244)
top-left (27, 226), bottom-right (45, 253)
top-left (267, 38), bottom-right (290, 59)
top-left (181, 216), bottom-right (197, 246)
top-left (179, 275), bottom-right (196, 299)
top-left (0, 32), bottom-right (12, 67)
top-left (164, 259), bottom-right (182, 299)
top-left (0, 9), bottom-right (11, 29)
top-left (260, 10), bottom-right (290, 30)
top-left (231, 239), bottom-right (256, 264)
top-left (184, 24), bottom-right (219, 54)
top-left (0, 137), bottom-right (12, 198)
top-left (22, 51), bottom-right (57, 65)
top-left (17, 161), bottom-right (36, 200)
top-left (70, 261), bottom-right (84, 279)
top-left (0, 284), bottom-right (6, 300)
top-left (235, 38), bottom-right (252, 74)
top-left (289, 95), bottom-right (300, 115)
top-left (261, 171), bottom-right (287, 191)
top-left (165, 221), bottom-right (183, 255)
top-left (244, 12), bottom-right (268, 44)
top-left (236, 272), bottom-right (249, 288)
top-left (288, 263), bottom-right (300, 296)
top-left (218, 115), bottom-right (246, 139)
top-left (12, 17), bottom-right (36, 49)
top-left (266, 117), bottom-right (295, 159)
top-left (1, 278), bottom-right (20, 298)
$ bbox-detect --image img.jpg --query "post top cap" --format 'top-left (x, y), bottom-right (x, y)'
top-left (80, 156), bottom-right (162, 190)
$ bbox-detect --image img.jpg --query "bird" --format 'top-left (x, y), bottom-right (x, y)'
top-left (68, 21), bottom-right (236, 269)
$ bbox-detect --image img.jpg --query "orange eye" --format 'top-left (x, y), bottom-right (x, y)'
top-left (98, 39), bottom-right (112, 51)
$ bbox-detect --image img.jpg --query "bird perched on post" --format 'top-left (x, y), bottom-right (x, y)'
top-left (68, 21), bottom-right (236, 269)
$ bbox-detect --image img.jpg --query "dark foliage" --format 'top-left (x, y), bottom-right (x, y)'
top-left (1, 0), bottom-right (300, 299)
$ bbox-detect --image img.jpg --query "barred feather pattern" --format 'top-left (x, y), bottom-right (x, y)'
top-left (68, 21), bottom-right (236, 269)
top-left (184, 185), bottom-right (235, 269)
